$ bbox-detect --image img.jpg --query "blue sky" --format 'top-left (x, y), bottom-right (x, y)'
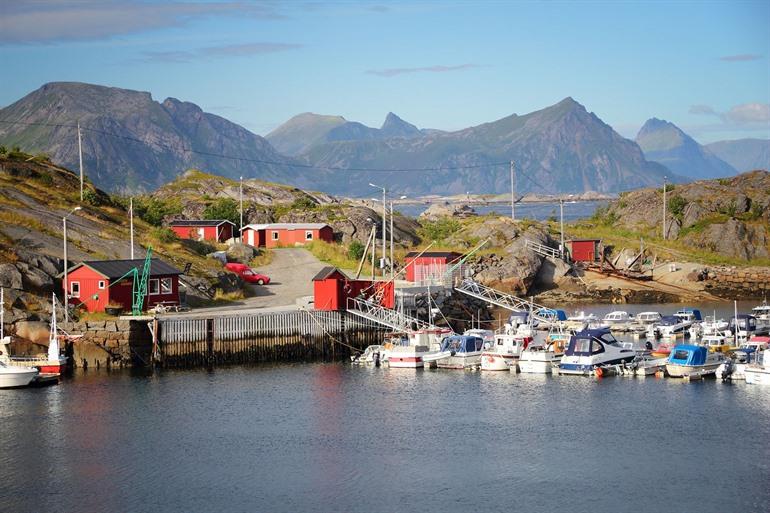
top-left (1, 0), bottom-right (768, 143)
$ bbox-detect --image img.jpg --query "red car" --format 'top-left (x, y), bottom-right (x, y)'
top-left (224, 263), bottom-right (271, 285)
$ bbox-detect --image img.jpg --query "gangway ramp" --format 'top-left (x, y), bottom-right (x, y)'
top-left (346, 297), bottom-right (437, 333)
top-left (454, 279), bottom-right (554, 323)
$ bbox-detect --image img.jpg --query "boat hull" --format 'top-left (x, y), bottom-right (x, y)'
top-left (665, 362), bottom-right (721, 378)
top-left (480, 352), bottom-right (516, 371)
top-left (388, 356), bottom-right (424, 368)
top-left (518, 355), bottom-right (560, 374)
top-left (436, 354), bottom-right (481, 369)
top-left (0, 367), bottom-right (39, 388)
top-left (745, 367), bottom-right (770, 385)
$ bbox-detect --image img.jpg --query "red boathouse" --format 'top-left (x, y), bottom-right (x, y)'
top-left (63, 259), bottom-right (183, 313)
top-left (565, 239), bottom-right (602, 263)
top-left (403, 251), bottom-right (463, 283)
top-left (170, 219), bottom-right (235, 243)
top-left (241, 223), bottom-right (334, 248)
top-left (312, 267), bottom-right (394, 311)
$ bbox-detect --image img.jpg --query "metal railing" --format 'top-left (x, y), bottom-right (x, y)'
top-left (454, 279), bottom-right (553, 323)
top-left (524, 239), bottom-right (561, 260)
top-left (346, 296), bottom-right (437, 333)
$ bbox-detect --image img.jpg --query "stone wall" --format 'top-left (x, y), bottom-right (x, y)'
top-left (701, 266), bottom-right (770, 298)
top-left (60, 319), bottom-right (153, 369)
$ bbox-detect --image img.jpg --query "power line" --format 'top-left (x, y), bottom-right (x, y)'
top-left (0, 118), bottom-right (512, 174)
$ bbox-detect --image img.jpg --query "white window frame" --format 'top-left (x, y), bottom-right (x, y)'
top-left (98, 280), bottom-right (106, 290)
top-left (70, 281), bottom-right (80, 298)
top-left (271, 231), bottom-right (279, 240)
top-left (149, 278), bottom-right (160, 295)
top-left (160, 277), bottom-right (173, 295)
top-left (305, 230), bottom-right (313, 241)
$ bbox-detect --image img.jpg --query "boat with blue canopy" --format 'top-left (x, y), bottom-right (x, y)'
top-left (665, 344), bottom-right (723, 378)
top-left (557, 328), bottom-right (637, 375)
top-left (423, 335), bottom-right (483, 369)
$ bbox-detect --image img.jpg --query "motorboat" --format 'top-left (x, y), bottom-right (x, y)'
top-left (665, 344), bottom-right (724, 378)
top-left (423, 335), bottom-right (483, 369)
top-left (648, 315), bottom-right (690, 339)
top-left (635, 311), bottom-right (662, 326)
top-left (650, 341), bottom-right (673, 357)
top-left (463, 329), bottom-right (495, 346)
top-left (702, 332), bottom-right (732, 353)
top-left (751, 299), bottom-right (770, 329)
top-left (517, 340), bottom-right (561, 374)
top-left (718, 347), bottom-right (759, 381)
top-left (0, 360), bottom-right (39, 388)
top-left (700, 315), bottom-right (730, 336)
top-left (745, 350), bottom-right (770, 385)
top-left (384, 331), bottom-right (443, 369)
top-left (602, 311), bottom-right (634, 328)
top-left (557, 328), bottom-right (637, 375)
top-left (536, 308), bottom-right (567, 328)
top-left (729, 314), bottom-right (765, 342)
top-left (351, 345), bottom-right (384, 365)
top-left (481, 333), bottom-right (528, 371)
top-left (566, 311), bottom-right (597, 329)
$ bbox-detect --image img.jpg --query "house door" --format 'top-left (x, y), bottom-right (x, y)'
top-left (197, 228), bottom-right (205, 241)
top-left (248, 230), bottom-right (254, 246)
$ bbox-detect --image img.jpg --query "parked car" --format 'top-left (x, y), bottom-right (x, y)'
top-left (224, 262), bottom-right (271, 285)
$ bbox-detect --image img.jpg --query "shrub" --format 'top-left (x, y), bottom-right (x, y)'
top-left (82, 188), bottom-right (100, 206)
top-left (348, 240), bottom-right (365, 260)
top-left (36, 172), bottom-right (53, 186)
top-left (133, 197), bottom-right (183, 226)
top-left (420, 218), bottom-right (460, 242)
top-left (667, 195), bottom-right (687, 220)
top-left (291, 195), bottom-right (317, 210)
top-left (203, 198), bottom-right (239, 226)
top-left (150, 227), bottom-right (178, 243)
top-left (748, 202), bottom-right (764, 220)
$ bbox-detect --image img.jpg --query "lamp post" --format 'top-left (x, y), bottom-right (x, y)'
top-left (662, 176), bottom-right (667, 240)
top-left (129, 197), bottom-right (134, 260)
top-left (63, 206), bottom-right (82, 323)
top-left (559, 195), bottom-right (576, 258)
top-left (389, 195), bottom-right (408, 280)
top-left (239, 176), bottom-right (244, 243)
top-left (369, 183), bottom-right (386, 277)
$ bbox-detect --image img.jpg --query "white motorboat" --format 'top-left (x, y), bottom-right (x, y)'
top-left (665, 344), bottom-right (724, 378)
top-left (745, 350), bottom-right (770, 385)
top-left (557, 328), bottom-right (637, 375)
top-left (351, 345), bottom-right (384, 365)
top-left (751, 299), bottom-right (770, 330)
top-left (423, 335), bottom-right (483, 369)
top-left (385, 328), bottom-right (452, 368)
top-left (517, 337), bottom-right (563, 374)
top-left (0, 360), bottom-right (38, 388)
top-left (648, 315), bottom-right (689, 339)
top-left (481, 333), bottom-right (528, 371)
top-left (602, 311), bottom-right (634, 327)
top-left (729, 315), bottom-right (763, 342)
top-left (700, 315), bottom-right (730, 336)
top-left (717, 347), bottom-right (760, 381)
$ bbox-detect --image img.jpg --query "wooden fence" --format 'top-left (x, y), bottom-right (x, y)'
top-left (157, 309), bottom-right (386, 367)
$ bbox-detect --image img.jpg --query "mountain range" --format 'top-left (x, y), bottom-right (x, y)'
top-left (635, 118), bottom-right (736, 179)
top-left (705, 138), bottom-right (770, 173)
top-left (2, 81), bottom-right (765, 197)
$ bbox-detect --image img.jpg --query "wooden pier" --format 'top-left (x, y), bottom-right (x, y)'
top-left (156, 309), bottom-right (387, 368)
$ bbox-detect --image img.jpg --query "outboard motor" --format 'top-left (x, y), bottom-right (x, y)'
top-left (645, 341), bottom-right (653, 351)
top-left (720, 358), bottom-right (734, 381)
top-left (374, 351), bottom-right (381, 367)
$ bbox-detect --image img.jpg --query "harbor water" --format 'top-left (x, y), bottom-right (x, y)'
top-left (3, 358), bottom-right (769, 512)
top-left (397, 199), bottom-right (609, 220)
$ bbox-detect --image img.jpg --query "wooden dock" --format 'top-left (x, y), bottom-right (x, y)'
top-left (156, 309), bottom-right (387, 368)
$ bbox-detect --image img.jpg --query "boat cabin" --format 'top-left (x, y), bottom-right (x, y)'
top-left (440, 335), bottom-right (483, 354)
top-left (636, 312), bottom-right (662, 324)
top-left (603, 311), bottom-right (632, 323)
top-left (565, 328), bottom-right (620, 357)
top-left (537, 308), bottom-right (567, 322)
top-left (668, 345), bottom-right (708, 366)
top-left (730, 315), bottom-right (757, 333)
top-left (675, 308), bottom-right (702, 322)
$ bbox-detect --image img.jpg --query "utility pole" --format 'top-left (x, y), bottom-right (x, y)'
top-left (510, 160), bottom-right (516, 221)
top-left (77, 121), bottom-right (84, 202)
top-left (559, 198), bottom-right (565, 257)
top-left (62, 206), bottom-right (82, 323)
top-left (129, 197), bottom-right (134, 259)
top-left (389, 200), bottom-right (394, 280)
top-left (662, 176), bottom-right (667, 240)
top-left (239, 176), bottom-right (244, 243)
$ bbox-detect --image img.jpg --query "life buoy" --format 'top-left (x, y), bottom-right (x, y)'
top-left (595, 367), bottom-right (604, 378)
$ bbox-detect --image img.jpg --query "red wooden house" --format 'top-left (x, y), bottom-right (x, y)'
top-left (63, 258), bottom-right (183, 313)
top-left (312, 266), bottom-right (394, 311)
top-left (403, 251), bottom-right (462, 283)
top-left (170, 219), bottom-right (235, 243)
top-left (565, 239), bottom-right (602, 263)
top-left (241, 223), bottom-right (334, 248)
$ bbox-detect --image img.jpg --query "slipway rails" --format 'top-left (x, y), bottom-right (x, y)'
top-left (345, 296), bottom-right (439, 333)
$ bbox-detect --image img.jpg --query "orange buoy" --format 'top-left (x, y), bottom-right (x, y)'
top-left (595, 367), bottom-right (604, 378)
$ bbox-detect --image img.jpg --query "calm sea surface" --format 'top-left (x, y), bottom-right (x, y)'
top-left (3, 343), bottom-right (769, 513)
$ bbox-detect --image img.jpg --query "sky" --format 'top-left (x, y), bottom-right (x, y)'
top-left (0, 0), bottom-right (768, 144)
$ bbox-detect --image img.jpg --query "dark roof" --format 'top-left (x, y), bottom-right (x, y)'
top-left (404, 251), bottom-right (462, 258)
top-left (312, 266), bottom-right (348, 281)
top-left (567, 239), bottom-right (601, 243)
top-left (169, 219), bottom-right (235, 227)
top-left (70, 258), bottom-right (183, 279)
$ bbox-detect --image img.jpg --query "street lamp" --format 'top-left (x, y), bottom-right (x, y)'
top-left (559, 195), bottom-right (576, 258)
top-left (662, 176), bottom-right (667, 240)
top-left (63, 206), bottom-right (82, 323)
top-left (369, 182), bottom-right (386, 277)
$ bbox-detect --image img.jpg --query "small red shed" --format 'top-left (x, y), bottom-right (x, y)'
top-left (242, 223), bottom-right (334, 248)
top-left (566, 239), bottom-right (602, 263)
top-left (403, 251), bottom-right (463, 283)
top-left (63, 258), bottom-right (183, 313)
top-left (312, 266), bottom-right (394, 311)
top-left (170, 219), bottom-right (235, 243)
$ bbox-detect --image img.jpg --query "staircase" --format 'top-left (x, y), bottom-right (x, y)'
top-left (454, 279), bottom-right (553, 323)
top-left (346, 297), bottom-right (437, 333)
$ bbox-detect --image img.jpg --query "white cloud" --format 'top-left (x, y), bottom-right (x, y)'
top-left (366, 64), bottom-right (480, 77)
top-left (723, 103), bottom-right (770, 124)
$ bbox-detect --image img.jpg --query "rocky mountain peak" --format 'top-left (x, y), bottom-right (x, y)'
top-left (380, 112), bottom-right (421, 138)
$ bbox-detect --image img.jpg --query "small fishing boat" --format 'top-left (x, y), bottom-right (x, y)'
top-left (0, 360), bottom-right (39, 388)
top-left (423, 335), bottom-right (483, 370)
top-left (702, 332), bottom-right (732, 353)
top-left (481, 333), bottom-right (528, 371)
top-left (351, 345), bottom-right (384, 365)
top-left (744, 350), bottom-right (770, 385)
top-left (648, 315), bottom-right (690, 339)
top-left (717, 347), bottom-right (758, 381)
top-left (665, 344), bottom-right (724, 378)
top-left (517, 334), bottom-right (566, 374)
top-left (557, 328), bottom-right (637, 376)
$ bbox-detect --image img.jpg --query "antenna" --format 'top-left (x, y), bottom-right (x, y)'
top-left (78, 121), bottom-right (84, 202)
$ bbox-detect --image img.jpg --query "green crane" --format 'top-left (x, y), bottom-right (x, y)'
top-left (110, 247), bottom-right (153, 316)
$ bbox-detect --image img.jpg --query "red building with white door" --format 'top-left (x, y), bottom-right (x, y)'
top-left (169, 219), bottom-right (235, 243)
top-left (241, 223), bottom-right (333, 248)
top-left (63, 259), bottom-right (183, 313)
top-left (312, 267), bottom-right (394, 311)
top-left (403, 251), bottom-right (463, 283)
